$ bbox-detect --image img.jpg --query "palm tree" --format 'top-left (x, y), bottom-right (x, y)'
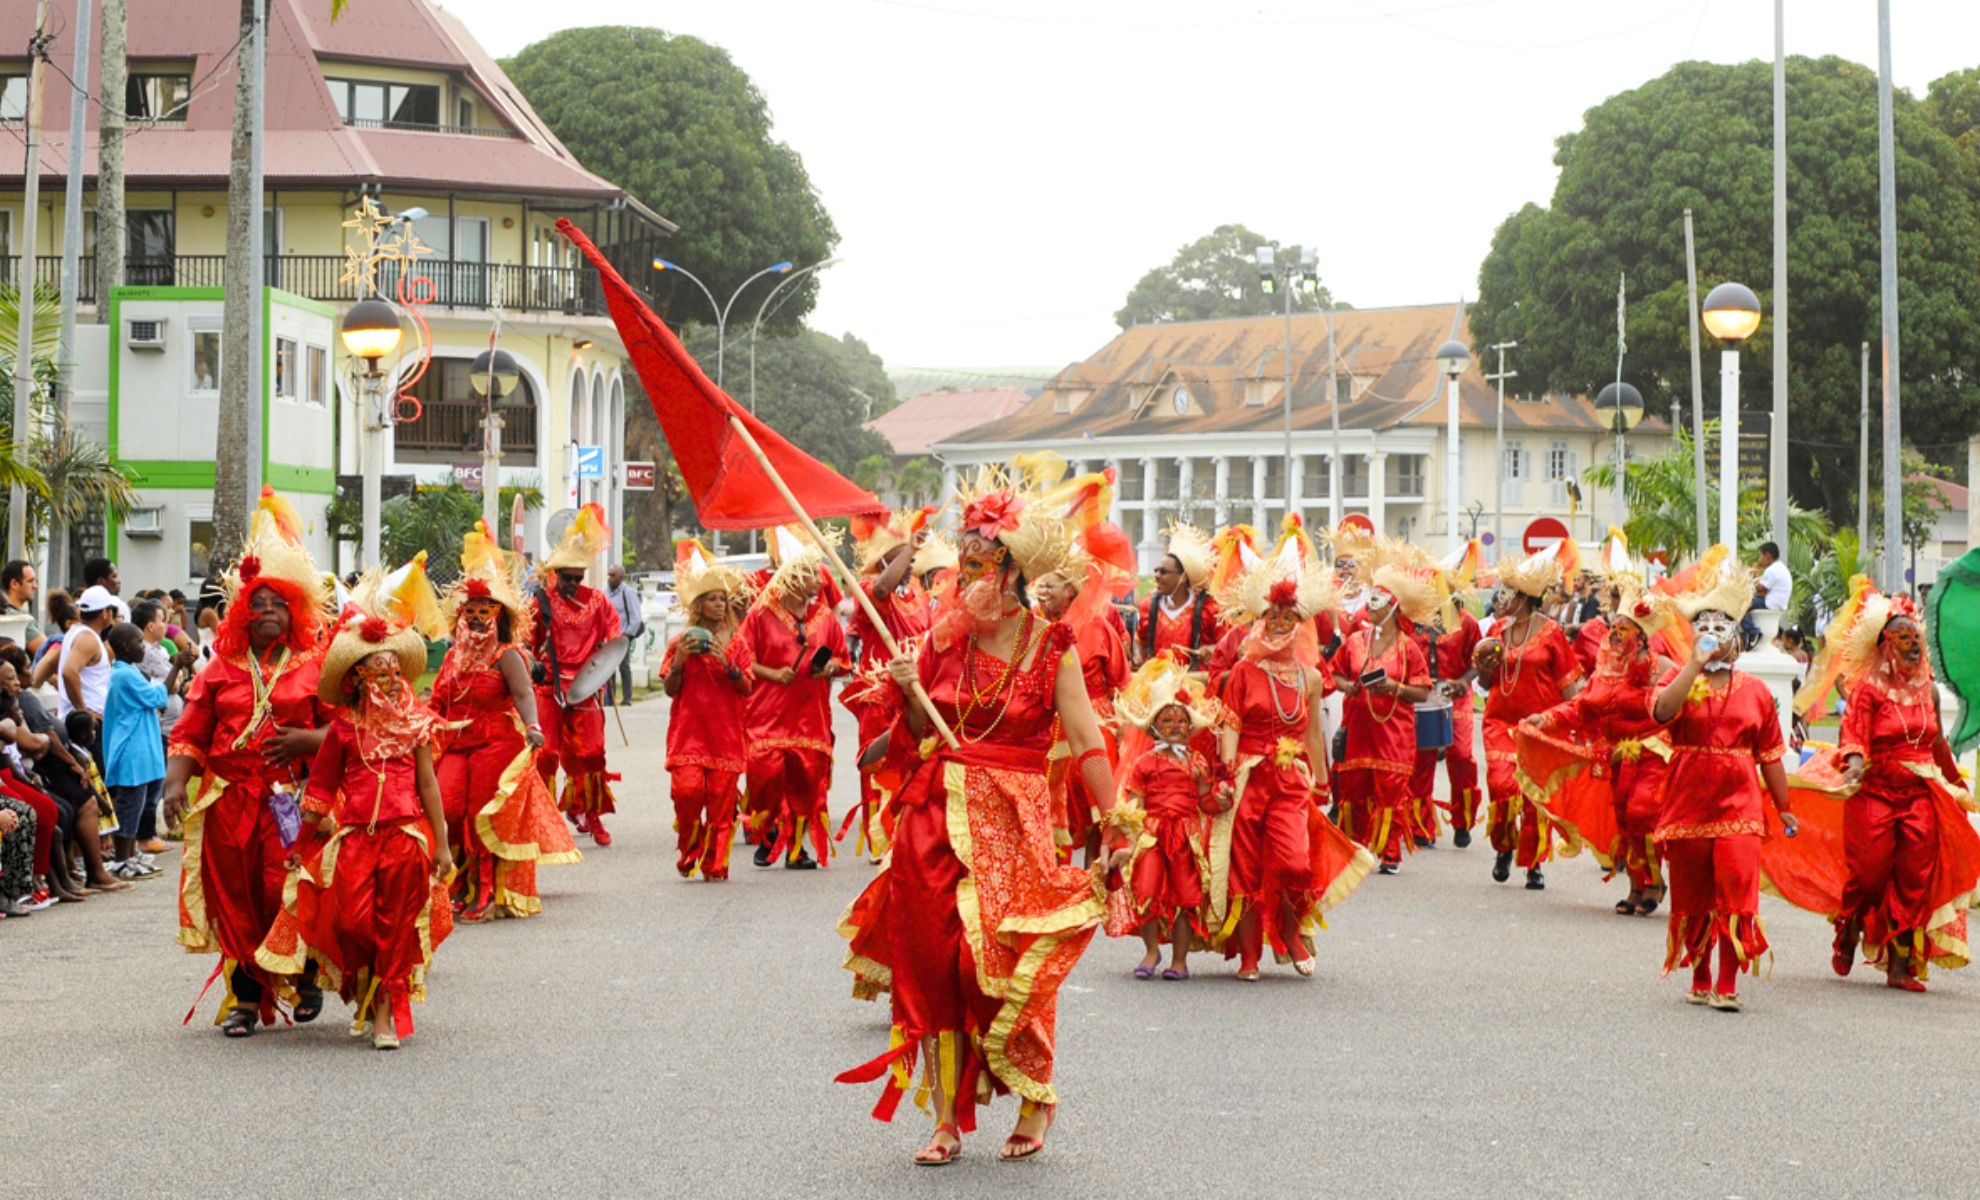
top-left (894, 457), bottom-right (943, 508)
top-left (852, 453), bottom-right (895, 496)
top-left (0, 285), bottom-right (61, 532)
top-left (27, 421), bottom-right (140, 549)
top-left (1581, 424), bottom-right (1719, 567)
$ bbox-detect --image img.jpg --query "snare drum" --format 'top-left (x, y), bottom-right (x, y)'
top-left (1414, 700), bottom-right (1455, 751)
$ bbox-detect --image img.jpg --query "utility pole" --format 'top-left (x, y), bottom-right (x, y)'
top-left (1683, 208), bottom-right (1708, 555)
top-left (51, 0), bottom-right (94, 587)
top-left (1485, 341), bottom-right (1517, 563)
top-left (244, 0), bottom-right (266, 503)
top-left (7, 3), bottom-right (52, 562)
top-left (1324, 305), bottom-right (1341, 529)
top-left (1876, 0), bottom-right (1903, 593)
top-left (1770, 0), bottom-right (1789, 550)
top-left (213, 0), bottom-right (265, 558)
top-left (94, 0), bottom-right (125, 316)
top-left (1857, 341), bottom-right (1869, 542)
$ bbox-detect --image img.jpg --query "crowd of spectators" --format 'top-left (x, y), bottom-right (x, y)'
top-left (1, 557), bottom-right (202, 920)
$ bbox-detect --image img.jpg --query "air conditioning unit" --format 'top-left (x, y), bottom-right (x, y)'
top-left (127, 318), bottom-right (167, 351)
top-left (124, 505), bottom-right (165, 538)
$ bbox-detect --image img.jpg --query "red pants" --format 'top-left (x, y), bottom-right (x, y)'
top-left (1231, 761), bottom-right (1315, 963)
top-left (305, 824), bottom-right (433, 1037)
top-left (1839, 781), bottom-right (1937, 955)
top-left (671, 765), bottom-right (740, 880)
top-left (1409, 697), bottom-right (1479, 832)
top-left (1662, 834), bottom-right (1767, 993)
top-left (200, 784), bottom-right (292, 997)
top-left (747, 747), bottom-right (832, 865)
top-left (536, 693), bottom-right (615, 816)
top-left (1337, 765), bottom-right (1412, 863)
top-left (1, 776), bottom-right (58, 876)
top-left (1484, 719), bottom-right (1549, 867)
top-left (1129, 814), bottom-right (1205, 926)
top-left (439, 731), bottom-right (532, 912)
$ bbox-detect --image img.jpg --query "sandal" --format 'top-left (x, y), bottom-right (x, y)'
top-left (1615, 891), bottom-right (1640, 915)
top-left (292, 987), bottom-right (324, 1024)
top-left (1000, 1103), bottom-right (1055, 1162)
top-left (1635, 886), bottom-right (1664, 917)
top-left (1236, 967), bottom-right (1261, 982)
top-left (1291, 953), bottom-right (1316, 978)
top-left (220, 1007), bottom-right (257, 1038)
top-left (1133, 959), bottom-right (1160, 980)
top-left (1160, 967), bottom-right (1189, 981)
top-left (915, 1122), bottom-right (963, 1166)
top-left (1886, 973), bottom-right (1927, 993)
top-left (1685, 989), bottom-right (1710, 1006)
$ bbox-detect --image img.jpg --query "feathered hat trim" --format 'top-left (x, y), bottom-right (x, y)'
top-left (1114, 654), bottom-right (1222, 733)
top-left (543, 502), bottom-right (612, 572)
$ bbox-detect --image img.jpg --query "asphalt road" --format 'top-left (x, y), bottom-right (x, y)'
top-left (7, 694), bottom-right (1977, 1199)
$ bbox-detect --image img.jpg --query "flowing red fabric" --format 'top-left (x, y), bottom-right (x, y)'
top-left (556, 220), bottom-right (885, 529)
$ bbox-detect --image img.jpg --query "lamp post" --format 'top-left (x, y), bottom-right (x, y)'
top-left (470, 346), bottom-right (520, 531)
top-left (652, 257), bottom-right (793, 388)
top-left (1256, 245), bottom-right (1320, 519)
top-left (749, 257), bottom-right (843, 413)
top-left (1485, 341), bottom-right (1518, 562)
top-left (340, 297), bottom-right (406, 569)
top-left (1436, 339), bottom-right (1470, 548)
top-left (1594, 381), bottom-right (1645, 529)
top-left (1701, 281), bottom-right (1762, 549)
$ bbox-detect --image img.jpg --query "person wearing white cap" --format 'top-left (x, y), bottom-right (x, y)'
top-left (57, 586), bottom-right (119, 724)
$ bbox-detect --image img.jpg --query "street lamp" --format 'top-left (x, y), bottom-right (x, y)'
top-left (1257, 244), bottom-right (1320, 522)
top-left (1594, 380), bottom-right (1645, 528)
top-left (470, 346), bottom-right (520, 531)
top-left (749, 257), bottom-right (843, 413)
top-left (652, 256), bottom-right (793, 387)
top-left (340, 297), bottom-right (405, 569)
top-left (1436, 338), bottom-right (1470, 548)
top-left (1702, 281), bottom-right (1762, 547)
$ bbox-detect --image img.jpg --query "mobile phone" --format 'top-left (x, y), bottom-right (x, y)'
top-left (1359, 668), bottom-right (1389, 688)
top-left (809, 646), bottom-right (834, 675)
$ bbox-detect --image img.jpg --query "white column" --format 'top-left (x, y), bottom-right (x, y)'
top-left (1288, 452), bottom-right (1304, 524)
top-left (1369, 450), bottom-right (1389, 536)
top-left (1328, 451), bottom-right (1343, 530)
top-left (1249, 456), bottom-right (1266, 529)
top-left (1213, 456), bottom-right (1231, 526)
top-left (1719, 349), bottom-right (1739, 548)
top-left (1178, 457), bottom-right (1195, 525)
top-left (1138, 456), bottom-right (1161, 565)
top-left (1446, 373), bottom-right (1462, 548)
top-left (941, 462), bottom-right (958, 508)
top-left (1106, 458), bottom-right (1123, 528)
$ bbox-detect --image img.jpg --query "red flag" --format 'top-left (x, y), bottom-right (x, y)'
top-left (556, 219), bottom-right (884, 530)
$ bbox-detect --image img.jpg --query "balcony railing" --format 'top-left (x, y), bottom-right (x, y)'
top-left (343, 116), bottom-right (525, 140)
top-left (4, 253), bottom-right (613, 316)
top-left (394, 398), bottom-right (540, 464)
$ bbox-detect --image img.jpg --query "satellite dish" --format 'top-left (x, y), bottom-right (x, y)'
top-left (543, 507), bottom-right (578, 549)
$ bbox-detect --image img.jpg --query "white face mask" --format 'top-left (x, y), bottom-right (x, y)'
top-left (1693, 612), bottom-right (1737, 672)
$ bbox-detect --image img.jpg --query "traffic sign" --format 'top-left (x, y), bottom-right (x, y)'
top-left (623, 461), bottom-right (657, 491)
top-left (574, 445), bottom-right (605, 480)
top-left (1522, 516), bottom-right (1570, 555)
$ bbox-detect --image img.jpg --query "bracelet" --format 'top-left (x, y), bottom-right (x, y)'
top-left (1074, 747), bottom-right (1108, 771)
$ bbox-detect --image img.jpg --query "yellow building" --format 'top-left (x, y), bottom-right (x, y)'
top-left (1, 0), bottom-right (673, 580)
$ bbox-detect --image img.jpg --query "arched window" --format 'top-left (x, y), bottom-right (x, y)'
top-left (395, 357), bottom-right (538, 466)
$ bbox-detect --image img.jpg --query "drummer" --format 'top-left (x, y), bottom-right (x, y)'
top-left (1328, 563), bottom-right (1435, 874)
top-left (532, 505), bottom-right (626, 847)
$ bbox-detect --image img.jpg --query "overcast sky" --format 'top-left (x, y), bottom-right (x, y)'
top-left (465, 0), bottom-right (1979, 378)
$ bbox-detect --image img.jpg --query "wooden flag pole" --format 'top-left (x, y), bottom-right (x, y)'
top-left (726, 414), bottom-right (960, 750)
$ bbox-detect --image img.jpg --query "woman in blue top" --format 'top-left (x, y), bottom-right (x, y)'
top-left (102, 624), bottom-right (186, 879)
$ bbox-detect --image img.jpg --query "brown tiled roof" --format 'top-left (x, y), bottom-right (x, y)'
top-left (1, 0), bottom-right (668, 218)
top-left (868, 387), bottom-right (1032, 456)
top-left (945, 303), bottom-right (1660, 446)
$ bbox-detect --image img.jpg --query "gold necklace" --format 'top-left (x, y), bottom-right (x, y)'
top-left (958, 611), bottom-right (1035, 742)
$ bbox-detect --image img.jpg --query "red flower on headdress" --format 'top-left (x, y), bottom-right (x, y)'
top-left (1266, 578), bottom-right (1300, 609)
top-left (360, 615), bottom-right (390, 643)
top-left (963, 490), bottom-right (1025, 540)
top-left (237, 555), bottom-right (261, 584)
top-left (463, 578), bottom-right (492, 600)
top-left (1631, 599), bottom-right (1653, 620)
top-left (1890, 594), bottom-right (1919, 620)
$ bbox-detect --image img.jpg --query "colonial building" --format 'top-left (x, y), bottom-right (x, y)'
top-left (1, 0), bottom-right (671, 582)
top-left (935, 304), bottom-right (1669, 568)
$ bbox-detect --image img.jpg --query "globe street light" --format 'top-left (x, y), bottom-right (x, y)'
top-left (340, 297), bottom-right (406, 569)
top-left (1595, 380), bottom-right (1645, 528)
top-left (652, 256), bottom-right (794, 388)
top-left (470, 345), bottom-right (521, 531)
top-left (1436, 338), bottom-right (1470, 548)
top-left (1702, 281), bottom-right (1762, 547)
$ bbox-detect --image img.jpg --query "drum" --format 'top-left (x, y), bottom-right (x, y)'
top-left (1414, 700), bottom-right (1455, 751)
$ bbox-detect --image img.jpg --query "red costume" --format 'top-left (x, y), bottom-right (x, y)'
top-left (432, 640), bottom-right (578, 916)
top-left (845, 578), bottom-right (931, 855)
top-left (837, 616), bottom-right (1101, 1125)
top-left (1480, 617), bottom-right (1581, 870)
top-left (1330, 626), bottom-right (1430, 864)
top-left (1121, 746), bottom-right (1215, 931)
top-left (1407, 611), bottom-right (1482, 838)
top-left (740, 596), bottom-right (849, 865)
top-left (661, 631), bottom-right (754, 879)
top-left (532, 584), bottom-right (622, 821)
top-left (1653, 670), bottom-right (1785, 994)
top-left (1137, 590), bottom-right (1223, 666)
top-left (1572, 616), bottom-right (1608, 676)
top-left (1049, 615), bottom-right (1128, 861)
top-left (1215, 658), bottom-right (1371, 969)
top-left (170, 648), bottom-right (329, 1023)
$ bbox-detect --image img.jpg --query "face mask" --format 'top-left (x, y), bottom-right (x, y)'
top-left (961, 578), bottom-right (1006, 628)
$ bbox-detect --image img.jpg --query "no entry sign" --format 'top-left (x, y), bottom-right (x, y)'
top-left (1522, 516), bottom-right (1570, 555)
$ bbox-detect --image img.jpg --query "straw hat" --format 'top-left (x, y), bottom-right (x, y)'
top-left (955, 462), bottom-right (1083, 584)
top-left (1668, 547), bottom-right (1756, 620)
top-left (443, 519), bottom-right (529, 631)
top-left (1498, 539), bottom-right (1577, 600)
top-left (224, 486), bottom-right (331, 615)
top-left (761, 524), bottom-right (835, 603)
top-left (1611, 574), bottom-right (1680, 642)
top-left (319, 556), bottom-right (446, 706)
top-left (1371, 563), bottom-right (1444, 627)
top-left (1161, 522), bottom-right (1215, 589)
top-left (672, 538), bottom-right (747, 614)
top-left (1217, 518), bottom-right (1336, 622)
top-left (1114, 654), bottom-right (1221, 733)
top-left (851, 507), bottom-right (935, 575)
top-left (1207, 524), bottom-right (1263, 597)
top-left (543, 502), bottom-right (612, 573)
top-left (911, 530), bottom-right (959, 577)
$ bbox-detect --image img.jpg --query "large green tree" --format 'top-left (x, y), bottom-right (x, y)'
top-left (1471, 56), bottom-right (1980, 523)
top-left (1115, 224), bottom-right (1341, 328)
top-left (504, 27), bottom-right (838, 332)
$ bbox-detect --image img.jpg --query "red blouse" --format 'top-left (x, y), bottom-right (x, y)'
top-left (305, 716), bottom-right (424, 826)
top-left (1223, 659), bottom-right (1312, 759)
top-left (1329, 627), bottom-right (1429, 772)
top-left (1125, 748), bottom-right (1215, 822)
top-left (534, 586), bottom-right (620, 692)
top-left (1839, 674), bottom-right (1951, 783)
top-left (169, 649), bottom-right (329, 791)
top-left (431, 646), bottom-right (527, 748)
top-left (1572, 617), bottom-right (1608, 677)
top-left (1075, 617), bottom-right (1128, 710)
top-left (1482, 617), bottom-right (1581, 725)
top-left (661, 632), bottom-right (753, 773)
top-left (1139, 592), bottom-right (1223, 661)
top-left (1654, 670), bottom-right (1786, 841)
top-left (913, 617), bottom-right (1077, 764)
top-left (740, 599), bottom-right (849, 756)
top-left (849, 578), bottom-right (931, 672)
